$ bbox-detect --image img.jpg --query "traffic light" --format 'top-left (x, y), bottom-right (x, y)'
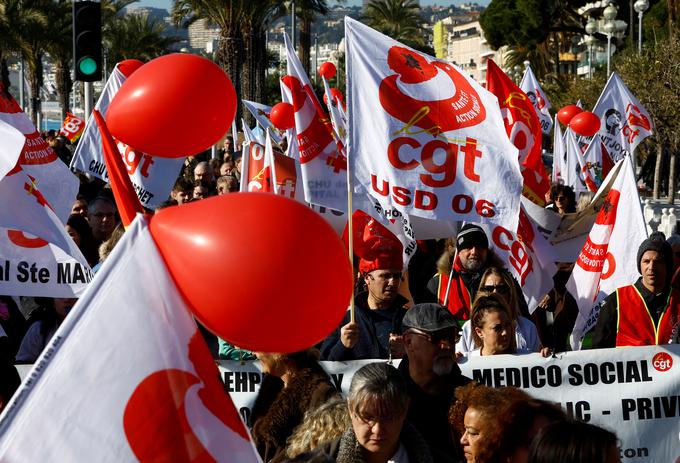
top-left (72, 1), bottom-right (102, 82)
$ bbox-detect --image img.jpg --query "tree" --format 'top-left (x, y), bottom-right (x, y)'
top-left (363, 0), bottom-right (425, 49)
top-left (44, 0), bottom-right (73, 122)
top-left (296, 0), bottom-right (328, 77)
top-left (105, 12), bottom-right (180, 66)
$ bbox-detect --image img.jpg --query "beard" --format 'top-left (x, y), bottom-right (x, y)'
top-left (432, 355), bottom-right (454, 376)
top-left (461, 256), bottom-right (484, 272)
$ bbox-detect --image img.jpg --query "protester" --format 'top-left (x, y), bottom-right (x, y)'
top-left (591, 232), bottom-right (680, 348)
top-left (250, 349), bottom-right (338, 463)
top-left (399, 303), bottom-right (470, 462)
top-left (194, 161), bottom-right (215, 186)
top-left (466, 294), bottom-right (518, 356)
top-left (219, 135), bottom-right (235, 160)
top-left (449, 382), bottom-right (530, 463)
top-left (321, 218), bottom-right (408, 361)
top-left (15, 297), bottom-right (77, 363)
top-left (318, 362), bottom-right (433, 463)
top-left (528, 420), bottom-right (621, 463)
top-left (534, 263), bottom-right (578, 352)
top-left (218, 338), bottom-right (256, 361)
top-left (70, 195), bottom-right (89, 217)
top-left (457, 267), bottom-right (541, 355)
top-left (285, 396), bottom-right (350, 460)
top-left (66, 214), bottom-right (99, 267)
top-left (545, 185), bottom-right (575, 215)
top-left (88, 196), bottom-right (118, 246)
top-left (193, 179), bottom-right (211, 200)
top-left (216, 175), bottom-right (239, 195)
top-left (92, 224), bottom-right (126, 272)
top-left (425, 225), bottom-right (521, 322)
top-left (170, 177), bottom-right (194, 205)
top-left (220, 159), bottom-right (236, 177)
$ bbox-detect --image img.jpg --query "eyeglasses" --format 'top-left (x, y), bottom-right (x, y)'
top-left (481, 284), bottom-right (510, 294)
top-left (367, 271), bottom-right (403, 282)
top-left (406, 327), bottom-right (461, 345)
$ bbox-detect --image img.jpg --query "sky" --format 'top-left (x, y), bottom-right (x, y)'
top-left (135, 0), bottom-right (490, 13)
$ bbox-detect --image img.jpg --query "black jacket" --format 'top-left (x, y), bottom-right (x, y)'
top-left (320, 292), bottom-right (408, 361)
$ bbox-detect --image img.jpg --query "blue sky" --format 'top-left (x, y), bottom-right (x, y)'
top-left (135, 0), bottom-right (490, 13)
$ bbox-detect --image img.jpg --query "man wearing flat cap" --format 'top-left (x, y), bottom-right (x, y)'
top-left (398, 303), bottom-right (471, 462)
top-left (592, 232), bottom-right (680, 348)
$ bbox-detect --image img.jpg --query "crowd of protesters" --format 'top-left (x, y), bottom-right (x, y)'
top-left (1, 131), bottom-right (678, 462)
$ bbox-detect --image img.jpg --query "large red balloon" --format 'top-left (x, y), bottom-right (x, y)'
top-left (106, 53), bottom-right (236, 158)
top-left (557, 105), bottom-right (583, 126)
top-left (569, 111), bottom-right (601, 137)
top-left (149, 193), bottom-right (353, 353)
top-left (319, 62), bottom-right (337, 79)
top-left (270, 102), bottom-right (295, 130)
top-left (117, 59), bottom-right (144, 78)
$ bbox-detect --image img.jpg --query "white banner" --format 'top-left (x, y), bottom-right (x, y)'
top-left (70, 65), bottom-right (184, 209)
top-left (219, 345), bottom-right (680, 461)
top-left (345, 18), bottom-right (522, 231)
top-left (593, 72), bottom-right (653, 161)
top-left (520, 66), bottom-right (552, 135)
top-left (0, 226), bottom-right (91, 297)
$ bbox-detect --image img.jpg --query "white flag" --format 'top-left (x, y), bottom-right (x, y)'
top-left (566, 157), bottom-right (647, 349)
top-left (0, 88), bottom-right (78, 222)
top-left (0, 119), bottom-right (25, 180)
top-left (242, 100), bottom-right (282, 145)
top-left (592, 72), bottom-right (653, 161)
top-left (283, 33), bottom-right (348, 212)
top-left (70, 63), bottom-right (184, 209)
top-left (552, 115), bottom-right (565, 184)
top-left (345, 18), bottom-right (522, 231)
top-left (564, 128), bottom-right (588, 193)
top-left (321, 76), bottom-right (348, 147)
top-left (0, 217), bottom-right (261, 462)
top-left (520, 66), bottom-right (553, 135)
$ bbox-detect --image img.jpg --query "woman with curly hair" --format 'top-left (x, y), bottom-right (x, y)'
top-left (449, 382), bottom-right (529, 463)
top-left (285, 397), bottom-right (350, 459)
top-left (250, 348), bottom-right (338, 463)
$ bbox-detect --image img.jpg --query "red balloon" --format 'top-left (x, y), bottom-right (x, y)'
top-left (270, 102), bottom-right (295, 130)
top-left (557, 105), bottom-right (583, 126)
top-left (106, 53), bottom-right (236, 158)
top-left (117, 59), bottom-right (144, 78)
top-left (319, 62), bottom-right (337, 79)
top-left (569, 111), bottom-right (601, 137)
top-left (330, 88), bottom-right (344, 105)
top-left (149, 193), bottom-right (352, 353)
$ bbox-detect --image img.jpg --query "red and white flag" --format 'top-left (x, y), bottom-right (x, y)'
top-left (240, 137), bottom-right (302, 200)
top-left (0, 85), bottom-right (78, 222)
top-left (59, 112), bottom-right (85, 143)
top-left (581, 134), bottom-right (614, 192)
top-left (482, 198), bottom-right (557, 312)
top-left (70, 62), bottom-right (184, 210)
top-left (0, 217), bottom-right (261, 462)
top-left (566, 157), bottom-right (647, 349)
top-left (321, 76), bottom-right (348, 147)
top-left (283, 33), bottom-right (347, 212)
top-left (551, 115), bottom-right (565, 184)
top-left (592, 72), bottom-right (653, 162)
top-left (242, 100), bottom-right (283, 145)
top-left (486, 59), bottom-right (550, 206)
top-left (520, 65), bottom-right (553, 135)
top-left (345, 18), bottom-right (522, 231)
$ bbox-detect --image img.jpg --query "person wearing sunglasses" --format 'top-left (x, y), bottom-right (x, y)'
top-left (456, 267), bottom-right (542, 356)
top-left (399, 303), bottom-right (471, 462)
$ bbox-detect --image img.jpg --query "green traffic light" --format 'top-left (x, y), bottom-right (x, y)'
top-left (78, 57), bottom-right (98, 75)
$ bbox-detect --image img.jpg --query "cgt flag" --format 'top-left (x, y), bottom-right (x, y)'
top-left (486, 59), bottom-right (550, 206)
top-left (59, 113), bottom-right (85, 143)
top-left (345, 18), bottom-right (522, 232)
top-left (592, 72), bottom-right (653, 162)
top-left (0, 217), bottom-right (262, 463)
top-left (567, 157), bottom-right (647, 349)
top-left (520, 65), bottom-right (553, 135)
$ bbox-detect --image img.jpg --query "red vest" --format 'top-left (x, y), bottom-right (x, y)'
top-left (436, 273), bottom-right (471, 321)
top-left (615, 285), bottom-right (680, 347)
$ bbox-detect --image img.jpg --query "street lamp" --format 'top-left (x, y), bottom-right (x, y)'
top-left (585, 17), bottom-right (597, 79)
top-left (603, 2), bottom-right (618, 77)
top-left (634, 0), bottom-right (649, 54)
top-left (513, 64), bottom-right (522, 84)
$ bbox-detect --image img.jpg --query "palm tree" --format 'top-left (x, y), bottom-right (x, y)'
top-left (296, 0), bottom-right (328, 77)
top-left (363, 0), bottom-right (424, 48)
top-left (44, 0), bottom-right (73, 122)
top-left (105, 12), bottom-right (180, 66)
top-left (241, 1), bottom-right (279, 108)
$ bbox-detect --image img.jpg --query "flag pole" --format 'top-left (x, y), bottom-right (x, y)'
top-left (347, 145), bottom-right (355, 324)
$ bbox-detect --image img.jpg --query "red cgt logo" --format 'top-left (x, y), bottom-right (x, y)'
top-left (378, 47), bottom-right (486, 137)
top-left (652, 352), bottom-right (673, 372)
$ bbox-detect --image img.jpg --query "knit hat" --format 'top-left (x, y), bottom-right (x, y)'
top-left (402, 303), bottom-right (457, 332)
top-left (636, 231), bottom-right (673, 274)
top-left (456, 224), bottom-right (488, 251)
top-left (343, 210), bottom-right (403, 274)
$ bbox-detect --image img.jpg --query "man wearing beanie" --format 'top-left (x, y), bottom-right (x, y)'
top-left (321, 215), bottom-right (409, 360)
top-left (425, 224), bottom-right (520, 321)
top-left (591, 232), bottom-right (680, 348)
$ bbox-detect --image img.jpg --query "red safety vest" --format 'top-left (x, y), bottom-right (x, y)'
top-left (616, 285), bottom-right (680, 347)
top-left (436, 272), bottom-right (471, 321)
